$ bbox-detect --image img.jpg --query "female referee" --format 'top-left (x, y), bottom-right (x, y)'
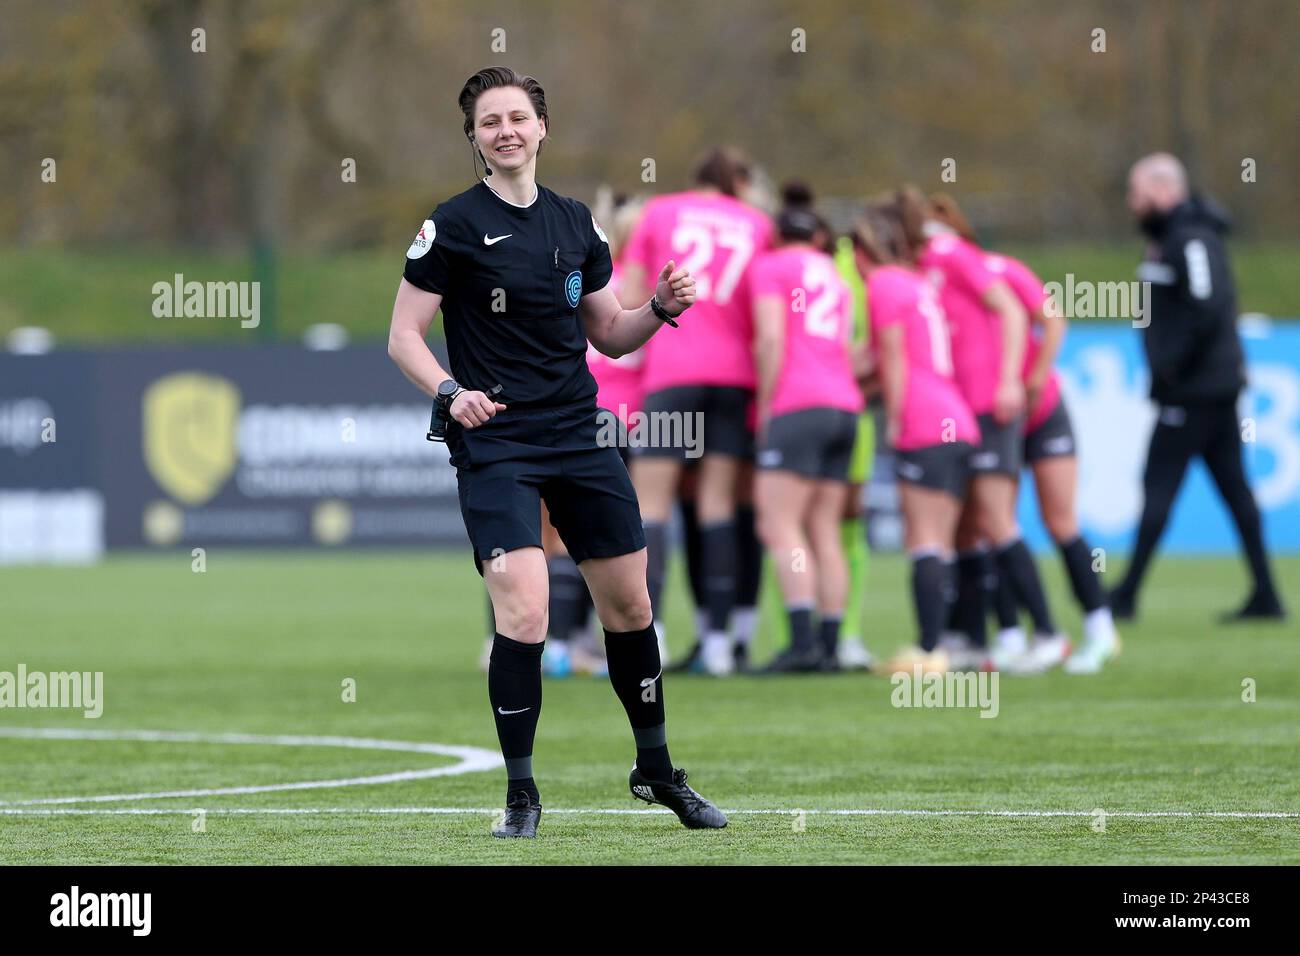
top-left (388, 67), bottom-right (726, 838)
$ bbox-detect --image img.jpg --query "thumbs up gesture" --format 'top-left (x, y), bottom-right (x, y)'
top-left (654, 259), bottom-right (697, 317)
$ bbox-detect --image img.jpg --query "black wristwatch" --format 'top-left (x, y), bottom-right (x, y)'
top-left (436, 378), bottom-right (465, 409)
top-left (427, 378), bottom-right (465, 443)
top-left (650, 295), bottom-right (679, 328)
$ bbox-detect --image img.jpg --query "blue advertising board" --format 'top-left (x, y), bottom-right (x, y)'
top-left (1018, 320), bottom-right (1300, 554)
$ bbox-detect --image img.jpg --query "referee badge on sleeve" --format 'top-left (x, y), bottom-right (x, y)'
top-left (407, 219), bottom-right (435, 259)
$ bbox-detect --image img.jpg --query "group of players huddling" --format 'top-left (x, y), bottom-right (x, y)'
top-left (483, 146), bottom-right (1121, 681)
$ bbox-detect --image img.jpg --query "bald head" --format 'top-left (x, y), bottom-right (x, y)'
top-left (1128, 152), bottom-right (1189, 219)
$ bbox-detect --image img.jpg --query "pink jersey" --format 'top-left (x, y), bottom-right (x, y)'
top-left (750, 246), bottom-right (864, 417)
top-left (867, 264), bottom-right (979, 451)
top-left (587, 261), bottom-right (645, 421)
top-left (917, 233), bottom-right (1003, 415)
top-left (984, 253), bottom-right (1062, 432)
top-left (622, 191), bottom-right (774, 393)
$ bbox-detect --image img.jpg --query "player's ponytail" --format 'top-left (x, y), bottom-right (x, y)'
top-left (894, 185), bottom-right (932, 256)
top-left (693, 146), bottom-right (752, 198)
top-left (929, 192), bottom-right (978, 243)
top-left (776, 179), bottom-right (829, 246)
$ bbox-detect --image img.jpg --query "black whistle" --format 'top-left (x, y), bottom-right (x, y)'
top-left (427, 384), bottom-right (505, 442)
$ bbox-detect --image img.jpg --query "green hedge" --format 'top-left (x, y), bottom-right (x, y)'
top-left (1, 242), bottom-right (1295, 346)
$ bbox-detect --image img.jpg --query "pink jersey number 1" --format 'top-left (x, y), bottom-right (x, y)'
top-left (918, 280), bottom-right (953, 377)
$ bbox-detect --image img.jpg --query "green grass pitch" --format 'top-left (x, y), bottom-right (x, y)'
top-left (1, 550), bottom-right (1296, 864)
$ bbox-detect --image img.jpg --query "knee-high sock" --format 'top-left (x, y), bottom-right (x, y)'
top-left (991, 555), bottom-right (1020, 631)
top-left (487, 633), bottom-right (544, 799)
top-left (604, 622), bottom-right (673, 782)
top-left (733, 504), bottom-right (763, 646)
top-left (911, 552), bottom-right (951, 653)
top-left (819, 614), bottom-right (842, 658)
top-left (841, 516), bottom-right (868, 640)
top-left (701, 519), bottom-right (737, 634)
top-left (679, 499), bottom-right (708, 615)
top-left (547, 554), bottom-right (587, 642)
top-left (1058, 535), bottom-right (1106, 613)
top-left (953, 550), bottom-right (989, 648)
top-left (787, 604), bottom-right (815, 653)
top-left (995, 538), bottom-right (1056, 635)
top-left (643, 521), bottom-right (669, 621)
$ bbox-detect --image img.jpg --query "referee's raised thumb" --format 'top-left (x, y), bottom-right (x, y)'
top-left (660, 260), bottom-right (675, 280)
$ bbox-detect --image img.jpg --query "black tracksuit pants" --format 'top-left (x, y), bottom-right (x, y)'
top-left (1119, 398), bottom-right (1277, 600)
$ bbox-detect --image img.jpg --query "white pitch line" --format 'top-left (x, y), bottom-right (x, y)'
top-left (1, 807), bottom-right (1298, 818)
top-left (0, 727), bottom-right (502, 806)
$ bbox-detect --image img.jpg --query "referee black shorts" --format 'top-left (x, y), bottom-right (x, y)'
top-left (446, 401), bottom-right (645, 576)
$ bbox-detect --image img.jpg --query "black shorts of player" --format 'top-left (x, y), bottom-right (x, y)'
top-left (969, 412), bottom-right (1025, 476)
top-left (447, 401), bottom-right (645, 576)
top-left (630, 385), bottom-right (753, 461)
top-left (1023, 399), bottom-right (1076, 464)
top-left (756, 407), bottom-right (859, 481)
top-left (894, 441), bottom-right (975, 499)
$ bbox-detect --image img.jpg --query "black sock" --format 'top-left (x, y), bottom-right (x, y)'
top-left (953, 550), bottom-right (988, 648)
top-left (643, 521), bottom-right (668, 620)
top-left (912, 553), bottom-right (949, 652)
top-left (604, 622), bottom-right (673, 782)
top-left (787, 605), bottom-right (815, 653)
top-left (992, 557), bottom-right (1020, 631)
top-left (735, 504), bottom-right (764, 608)
top-left (546, 554), bottom-right (587, 642)
top-left (701, 520), bottom-right (737, 633)
top-left (487, 633), bottom-right (543, 801)
top-left (679, 499), bottom-right (708, 613)
top-left (818, 615), bottom-right (842, 658)
top-left (995, 538), bottom-right (1056, 635)
top-left (1059, 535), bottom-right (1106, 613)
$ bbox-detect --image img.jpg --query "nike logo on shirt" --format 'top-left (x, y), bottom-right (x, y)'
top-left (497, 706), bottom-right (531, 715)
top-left (483, 234), bottom-right (512, 245)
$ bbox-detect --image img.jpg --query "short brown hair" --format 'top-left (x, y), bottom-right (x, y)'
top-left (459, 67), bottom-right (549, 143)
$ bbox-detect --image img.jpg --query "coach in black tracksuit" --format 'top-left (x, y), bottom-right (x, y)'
top-left (1111, 153), bottom-right (1284, 621)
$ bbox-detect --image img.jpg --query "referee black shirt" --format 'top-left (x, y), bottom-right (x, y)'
top-left (1136, 194), bottom-right (1246, 405)
top-left (403, 180), bottom-right (613, 410)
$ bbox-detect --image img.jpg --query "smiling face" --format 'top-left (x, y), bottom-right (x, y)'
top-left (472, 86), bottom-right (546, 176)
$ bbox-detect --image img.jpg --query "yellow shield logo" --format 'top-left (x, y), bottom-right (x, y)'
top-left (143, 372), bottom-right (240, 505)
